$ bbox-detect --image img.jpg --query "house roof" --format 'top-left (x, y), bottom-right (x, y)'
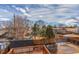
top-left (9, 40), bottom-right (34, 48)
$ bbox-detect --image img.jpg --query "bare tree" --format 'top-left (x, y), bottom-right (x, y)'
top-left (8, 14), bottom-right (29, 40)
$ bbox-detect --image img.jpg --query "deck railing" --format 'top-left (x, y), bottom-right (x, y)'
top-left (7, 45), bottom-right (51, 54)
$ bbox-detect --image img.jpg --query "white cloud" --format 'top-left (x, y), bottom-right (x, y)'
top-left (56, 7), bottom-right (69, 13)
top-left (12, 5), bottom-right (26, 13)
top-left (0, 9), bottom-right (9, 13)
top-left (30, 8), bottom-right (53, 15)
top-left (25, 7), bottom-right (30, 12)
top-left (19, 8), bottom-right (26, 13)
top-left (12, 5), bottom-right (31, 17)
top-left (23, 13), bottom-right (31, 17)
top-left (0, 15), bottom-right (4, 18)
top-left (0, 18), bottom-right (10, 21)
top-left (0, 8), bottom-right (13, 19)
top-left (59, 5), bottom-right (78, 8)
top-left (12, 5), bottom-right (16, 8)
top-left (58, 19), bottom-right (66, 23)
top-left (65, 19), bottom-right (77, 26)
top-left (4, 4), bottom-right (79, 26)
top-left (29, 5), bottom-right (76, 22)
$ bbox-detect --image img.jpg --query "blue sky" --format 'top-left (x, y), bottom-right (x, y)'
top-left (0, 4), bottom-right (79, 26)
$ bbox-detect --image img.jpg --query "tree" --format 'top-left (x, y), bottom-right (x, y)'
top-left (32, 20), bottom-right (46, 37)
top-left (40, 25), bottom-right (47, 37)
top-left (8, 15), bottom-right (29, 39)
top-left (46, 25), bottom-right (55, 39)
top-left (36, 20), bottom-right (45, 27)
top-left (32, 23), bottom-right (39, 40)
top-left (32, 23), bottom-right (57, 53)
top-left (45, 25), bottom-right (57, 53)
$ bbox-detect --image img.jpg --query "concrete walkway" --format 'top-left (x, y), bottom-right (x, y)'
top-left (57, 42), bottom-right (79, 54)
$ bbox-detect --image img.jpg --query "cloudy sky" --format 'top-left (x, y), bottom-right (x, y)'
top-left (0, 4), bottom-right (79, 26)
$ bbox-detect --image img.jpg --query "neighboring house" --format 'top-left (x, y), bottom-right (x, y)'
top-left (0, 39), bottom-right (10, 50)
top-left (75, 27), bottom-right (79, 33)
top-left (0, 43), bottom-right (5, 50)
top-left (53, 28), bottom-right (67, 34)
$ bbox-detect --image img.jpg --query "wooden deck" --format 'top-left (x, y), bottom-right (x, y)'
top-left (57, 42), bottom-right (79, 54)
top-left (63, 34), bottom-right (79, 41)
top-left (7, 45), bottom-right (50, 54)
